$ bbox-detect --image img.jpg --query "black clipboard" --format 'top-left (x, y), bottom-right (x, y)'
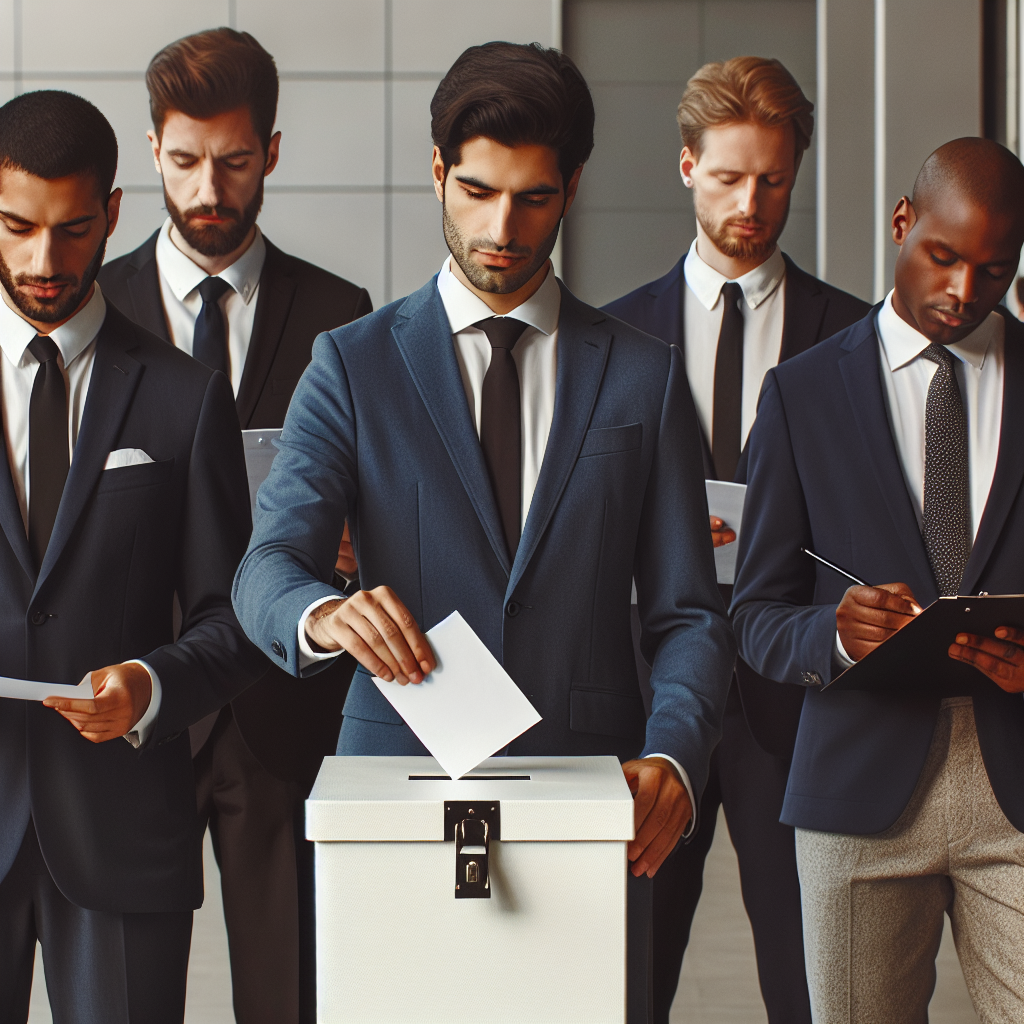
top-left (823, 594), bottom-right (1024, 693)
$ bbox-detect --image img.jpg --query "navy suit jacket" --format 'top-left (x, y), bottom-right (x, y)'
top-left (604, 254), bottom-right (870, 759)
top-left (731, 309), bottom-right (1024, 835)
top-left (0, 304), bottom-right (264, 912)
top-left (233, 276), bottom-right (735, 800)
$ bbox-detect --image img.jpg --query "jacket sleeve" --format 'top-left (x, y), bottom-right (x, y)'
top-left (233, 332), bottom-right (357, 677)
top-left (730, 370), bottom-right (841, 687)
top-left (634, 343), bottom-right (736, 801)
top-left (142, 370), bottom-right (267, 741)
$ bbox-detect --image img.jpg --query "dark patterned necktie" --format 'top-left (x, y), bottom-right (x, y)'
top-left (920, 344), bottom-right (971, 596)
top-left (712, 281), bottom-right (744, 481)
top-left (27, 335), bottom-right (70, 569)
top-left (474, 317), bottom-right (529, 560)
top-left (193, 276), bottom-right (233, 376)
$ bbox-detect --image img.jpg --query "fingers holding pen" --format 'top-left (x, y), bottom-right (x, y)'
top-left (837, 581), bottom-right (923, 662)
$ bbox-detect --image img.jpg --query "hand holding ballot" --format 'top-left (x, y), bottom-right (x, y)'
top-left (949, 624), bottom-right (1024, 693)
top-left (43, 662), bottom-right (154, 743)
top-left (306, 586), bottom-right (435, 684)
top-left (836, 581), bottom-right (924, 662)
top-left (710, 516), bottom-right (736, 548)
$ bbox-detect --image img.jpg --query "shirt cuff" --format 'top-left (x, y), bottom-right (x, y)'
top-left (835, 630), bottom-right (856, 668)
top-left (298, 594), bottom-right (346, 671)
top-left (644, 753), bottom-right (697, 838)
top-left (124, 660), bottom-right (161, 748)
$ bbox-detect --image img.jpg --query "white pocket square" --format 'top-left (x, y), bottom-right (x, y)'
top-left (104, 448), bottom-right (155, 470)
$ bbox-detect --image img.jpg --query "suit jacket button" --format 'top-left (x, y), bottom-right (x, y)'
top-left (30, 611), bottom-right (46, 626)
top-left (506, 601), bottom-right (520, 618)
top-left (271, 640), bottom-right (286, 661)
top-left (802, 671), bottom-right (822, 686)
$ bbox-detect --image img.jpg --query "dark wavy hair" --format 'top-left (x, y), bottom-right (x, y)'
top-left (431, 42), bottom-right (595, 186)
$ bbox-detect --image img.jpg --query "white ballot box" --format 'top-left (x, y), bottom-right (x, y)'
top-left (307, 755), bottom-right (634, 1024)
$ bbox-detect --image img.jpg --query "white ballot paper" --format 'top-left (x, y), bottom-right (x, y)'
top-left (372, 611), bottom-right (542, 780)
top-left (0, 675), bottom-right (92, 701)
top-left (242, 429), bottom-right (283, 517)
top-left (706, 480), bottom-right (747, 586)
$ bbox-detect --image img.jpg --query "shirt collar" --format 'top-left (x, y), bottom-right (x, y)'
top-left (0, 280), bottom-right (106, 370)
top-left (876, 290), bottom-right (998, 373)
top-left (683, 237), bottom-right (786, 312)
top-left (435, 256), bottom-right (561, 336)
top-left (155, 216), bottom-right (265, 305)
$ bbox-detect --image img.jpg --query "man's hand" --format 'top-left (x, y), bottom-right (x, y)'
top-left (335, 521), bottom-right (357, 577)
top-left (710, 515), bottom-right (736, 548)
top-left (836, 582), bottom-right (922, 661)
top-left (949, 625), bottom-right (1024, 693)
top-left (42, 663), bottom-right (152, 743)
top-left (622, 757), bottom-right (692, 878)
top-left (306, 586), bottom-right (435, 684)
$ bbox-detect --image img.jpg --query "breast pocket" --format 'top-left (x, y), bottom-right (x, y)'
top-left (95, 457), bottom-right (174, 494)
top-left (578, 422), bottom-right (642, 459)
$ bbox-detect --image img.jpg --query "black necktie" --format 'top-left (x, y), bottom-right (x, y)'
top-left (27, 335), bottom-right (69, 569)
top-left (475, 317), bottom-right (529, 560)
top-left (712, 281), bottom-right (744, 481)
top-left (920, 344), bottom-right (971, 596)
top-left (193, 276), bottom-right (233, 376)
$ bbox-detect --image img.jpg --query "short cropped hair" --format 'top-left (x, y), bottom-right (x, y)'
top-left (0, 90), bottom-right (118, 197)
top-left (431, 42), bottom-right (595, 186)
top-left (677, 56), bottom-right (814, 159)
top-left (146, 28), bottom-right (279, 151)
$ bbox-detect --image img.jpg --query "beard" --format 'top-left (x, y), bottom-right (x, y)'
top-left (0, 228), bottom-right (107, 323)
top-left (165, 180), bottom-right (263, 257)
top-left (694, 191), bottom-right (787, 263)
top-left (443, 202), bottom-right (560, 294)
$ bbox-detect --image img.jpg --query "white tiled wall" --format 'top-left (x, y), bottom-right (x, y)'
top-left (2, 0), bottom-right (559, 308)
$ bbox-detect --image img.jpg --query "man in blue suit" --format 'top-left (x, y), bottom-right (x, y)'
top-left (233, 42), bottom-right (735, 1022)
top-left (732, 138), bottom-right (1024, 1021)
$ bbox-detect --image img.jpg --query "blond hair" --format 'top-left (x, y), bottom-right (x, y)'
top-left (677, 56), bottom-right (813, 158)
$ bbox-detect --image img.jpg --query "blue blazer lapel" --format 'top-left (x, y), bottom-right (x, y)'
top-left (962, 318), bottom-right (1024, 594)
top-left (837, 315), bottom-right (935, 595)
top-left (509, 284), bottom-right (610, 595)
top-left (35, 313), bottom-right (143, 592)
top-left (391, 280), bottom-right (511, 575)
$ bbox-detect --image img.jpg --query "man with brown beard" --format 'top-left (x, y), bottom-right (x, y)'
top-left (98, 28), bottom-right (370, 1024)
top-left (605, 56), bottom-right (869, 1024)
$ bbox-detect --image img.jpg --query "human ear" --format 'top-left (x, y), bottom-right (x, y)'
top-left (147, 129), bottom-right (162, 176)
top-left (891, 196), bottom-right (916, 246)
top-left (680, 147), bottom-right (697, 188)
top-left (431, 146), bottom-right (446, 204)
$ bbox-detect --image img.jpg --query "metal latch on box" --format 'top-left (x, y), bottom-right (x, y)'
top-left (445, 801), bottom-right (500, 899)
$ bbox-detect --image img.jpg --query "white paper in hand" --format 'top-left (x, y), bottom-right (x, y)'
top-left (705, 480), bottom-right (747, 585)
top-left (372, 611), bottom-right (542, 779)
top-left (0, 674), bottom-right (92, 701)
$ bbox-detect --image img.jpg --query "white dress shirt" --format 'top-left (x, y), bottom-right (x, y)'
top-left (683, 238), bottom-right (786, 449)
top-left (835, 291), bottom-right (1004, 664)
top-left (155, 217), bottom-right (265, 397)
top-left (296, 259), bottom-right (694, 824)
top-left (0, 284), bottom-right (161, 742)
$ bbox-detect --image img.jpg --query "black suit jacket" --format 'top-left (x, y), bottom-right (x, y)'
top-left (98, 232), bottom-right (372, 788)
top-left (604, 254), bottom-right (870, 759)
top-left (732, 310), bottom-right (1024, 834)
top-left (0, 305), bottom-right (264, 912)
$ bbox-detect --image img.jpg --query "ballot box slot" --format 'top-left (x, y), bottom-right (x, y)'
top-left (408, 774), bottom-right (530, 781)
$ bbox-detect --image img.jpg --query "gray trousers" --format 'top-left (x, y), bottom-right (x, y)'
top-left (0, 821), bottom-right (193, 1024)
top-left (796, 698), bottom-right (1024, 1024)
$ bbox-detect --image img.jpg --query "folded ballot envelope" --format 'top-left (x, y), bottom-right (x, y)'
top-left (306, 755), bottom-right (634, 1024)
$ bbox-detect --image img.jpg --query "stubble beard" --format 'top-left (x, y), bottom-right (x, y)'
top-left (694, 190), bottom-right (787, 264)
top-left (442, 202), bottom-right (560, 294)
top-left (165, 179), bottom-right (264, 258)
top-left (0, 228), bottom-right (107, 323)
